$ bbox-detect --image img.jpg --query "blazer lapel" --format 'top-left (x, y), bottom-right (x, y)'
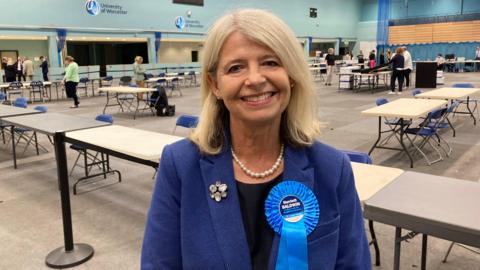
top-left (268, 145), bottom-right (315, 270)
top-left (200, 148), bottom-right (252, 270)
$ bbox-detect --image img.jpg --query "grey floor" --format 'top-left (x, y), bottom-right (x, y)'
top-left (1, 72), bottom-right (479, 269)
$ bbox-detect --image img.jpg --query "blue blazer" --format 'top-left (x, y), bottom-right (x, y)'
top-left (142, 139), bottom-right (371, 270)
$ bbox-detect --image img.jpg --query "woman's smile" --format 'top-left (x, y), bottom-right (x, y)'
top-left (240, 91), bottom-right (278, 107)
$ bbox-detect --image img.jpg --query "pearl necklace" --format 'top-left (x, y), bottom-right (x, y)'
top-left (231, 144), bottom-right (284, 178)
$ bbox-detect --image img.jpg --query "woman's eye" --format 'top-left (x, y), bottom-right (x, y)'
top-left (263, 60), bottom-right (279, 67)
top-left (227, 65), bottom-right (242, 73)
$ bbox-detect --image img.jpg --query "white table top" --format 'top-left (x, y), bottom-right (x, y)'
top-left (146, 77), bottom-right (178, 83)
top-left (416, 87), bottom-right (480, 100)
top-left (66, 125), bottom-right (183, 162)
top-left (98, 86), bottom-right (156, 94)
top-left (351, 162), bottom-right (404, 202)
top-left (362, 98), bottom-right (447, 119)
top-left (0, 104), bottom-right (42, 118)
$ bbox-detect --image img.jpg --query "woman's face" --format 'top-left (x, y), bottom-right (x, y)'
top-left (64, 60), bottom-right (70, 66)
top-left (210, 32), bottom-right (291, 127)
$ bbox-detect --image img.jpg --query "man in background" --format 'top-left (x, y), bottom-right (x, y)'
top-left (1, 57), bottom-right (7, 82)
top-left (23, 57), bottom-right (34, 82)
top-left (14, 57), bottom-right (24, 81)
top-left (39, 56), bottom-right (49, 81)
top-left (402, 46), bottom-right (413, 89)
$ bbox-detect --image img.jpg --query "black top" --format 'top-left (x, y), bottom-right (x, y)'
top-left (40, 61), bottom-right (49, 74)
top-left (390, 54), bottom-right (405, 70)
top-left (325, 54), bottom-right (335, 66)
top-left (237, 174), bottom-right (282, 270)
top-left (369, 52), bottom-right (375, 60)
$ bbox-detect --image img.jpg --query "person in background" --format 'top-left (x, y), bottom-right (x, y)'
top-left (39, 56), bottom-right (49, 81)
top-left (23, 57), bottom-right (34, 82)
top-left (325, 47), bottom-right (335, 86)
top-left (4, 58), bottom-right (17, 83)
top-left (386, 48), bottom-right (392, 62)
top-left (14, 56), bottom-right (24, 81)
top-left (388, 47), bottom-right (405, 95)
top-left (379, 50), bottom-right (385, 65)
top-left (133, 56), bottom-right (146, 99)
top-left (436, 53), bottom-right (445, 70)
top-left (475, 46), bottom-right (480, 72)
top-left (369, 50), bottom-right (376, 68)
top-left (402, 46), bottom-right (413, 89)
top-left (357, 50), bottom-right (365, 68)
top-left (1, 57), bottom-right (7, 82)
top-left (141, 9), bottom-right (371, 270)
top-left (62, 56), bottom-right (80, 108)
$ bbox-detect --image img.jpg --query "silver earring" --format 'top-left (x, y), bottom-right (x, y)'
top-left (209, 181), bottom-right (228, 202)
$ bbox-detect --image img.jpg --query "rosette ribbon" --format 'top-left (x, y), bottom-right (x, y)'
top-left (265, 181), bottom-right (320, 270)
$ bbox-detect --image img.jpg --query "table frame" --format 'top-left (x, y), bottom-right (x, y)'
top-left (101, 88), bottom-right (155, 120)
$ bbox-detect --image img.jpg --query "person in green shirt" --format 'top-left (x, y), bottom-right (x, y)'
top-left (62, 55), bottom-right (80, 108)
top-left (133, 56), bottom-right (145, 99)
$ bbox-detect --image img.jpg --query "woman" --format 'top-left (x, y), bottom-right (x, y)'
top-left (379, 50), bottom-right (385, 66)
top-left (369, 50), bottom-right (376, 68)
top-left (133, 56), bottom-right (146, 99)
top-left (142, 9), bottom-right (371, 270)
top-left (386, 48), bottom-right (392, 62)
top-left (325, 47), bottom-right (335, 86)
top-left (389, 47), bottom-right (405, 95)
top-left (63, 56), bottom-right (80, 108)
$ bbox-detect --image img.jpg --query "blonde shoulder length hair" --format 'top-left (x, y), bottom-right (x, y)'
top-left (189, 9), bottom-right (321, 155)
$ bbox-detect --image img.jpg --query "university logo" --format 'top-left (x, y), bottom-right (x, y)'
top-left (85, 0), bottom-right (101, 16)
top-left (175, 16), bottom-right (185, 29)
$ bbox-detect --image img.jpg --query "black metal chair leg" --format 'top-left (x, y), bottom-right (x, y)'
top-left (369, 220), bottom-right (381, 266)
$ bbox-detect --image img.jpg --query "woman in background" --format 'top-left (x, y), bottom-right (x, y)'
top-left (369, 50), bottom-right (376, 68)
top-left (63, 56), bottom-right (80, 108)
top-left (388, 47), bottom-right (405, 95)
top-left (133, 56), bottom-right (146, 99)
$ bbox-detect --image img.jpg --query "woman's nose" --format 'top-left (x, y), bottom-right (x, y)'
top-left (245, 65), bottom-right (266, 88)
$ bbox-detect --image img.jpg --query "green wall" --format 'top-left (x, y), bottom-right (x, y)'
top-left (0, 40), bottom-right (48, 60)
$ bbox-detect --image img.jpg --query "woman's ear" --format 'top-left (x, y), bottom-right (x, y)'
top-left (208, 73), bottom-right (221, 98)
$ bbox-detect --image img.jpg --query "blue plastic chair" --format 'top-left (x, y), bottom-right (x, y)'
top-left (452, 83), bottom-right (474, 88)
top-left (101, 76), bottom-right (113, 87)
top-left (158, 72), bottom-right (166, 78)
top-left (12, 105), bottom-right (48, 156)
top-left (342, 150), bottom-right (372, 164)
top-left (95, 114), bottom-right (113, 124)
top-left (78, 77), bottom-right (90, 96)
top-left (412, 89), bottom-right (422, 96)
top-left (0, 92), bottom-right (6, 103)
top-left (13, 97), bottom-right (28, 108)
top-left (173, 115), bottom-right (199, 134)
top-left (70, 114), bottom-right (117, 194)
top-left (451, 83), bottom-right (478, 119)
top-left (405, 108), bottom-right (448, 165)
top-left (8, 81), bottom-right (23, 100)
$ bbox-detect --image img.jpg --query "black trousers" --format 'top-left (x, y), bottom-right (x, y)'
top-left (390, 69), bottom-right (404, 92)
top-left (17, 73), bottom-right (25, 82)
top-left (65, 81), bottom-right (79, 105)
top-left (404, 69), bottom-right (411, 87)
top-left (42, 73), bottom-right (49, 81)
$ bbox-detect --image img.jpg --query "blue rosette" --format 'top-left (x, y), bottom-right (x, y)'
top-left (265, 181), bottom-right (320, 270)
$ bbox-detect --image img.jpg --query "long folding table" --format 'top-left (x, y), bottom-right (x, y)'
top-left (364, 171), bottom-right (480, 270)
top-left (416, 87), bottom-right (480, 129)
top-left (351, 161), bottom-right (405, 266)
top-left (0, 104), bottom-right (44, 168)
top-left (98, 86), bottom-right (156, 119)
top-left (362, 98), bottom-right (447, 168)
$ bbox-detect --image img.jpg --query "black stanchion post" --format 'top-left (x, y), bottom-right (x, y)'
top-left (45, 132), bottom-right (94, 269)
